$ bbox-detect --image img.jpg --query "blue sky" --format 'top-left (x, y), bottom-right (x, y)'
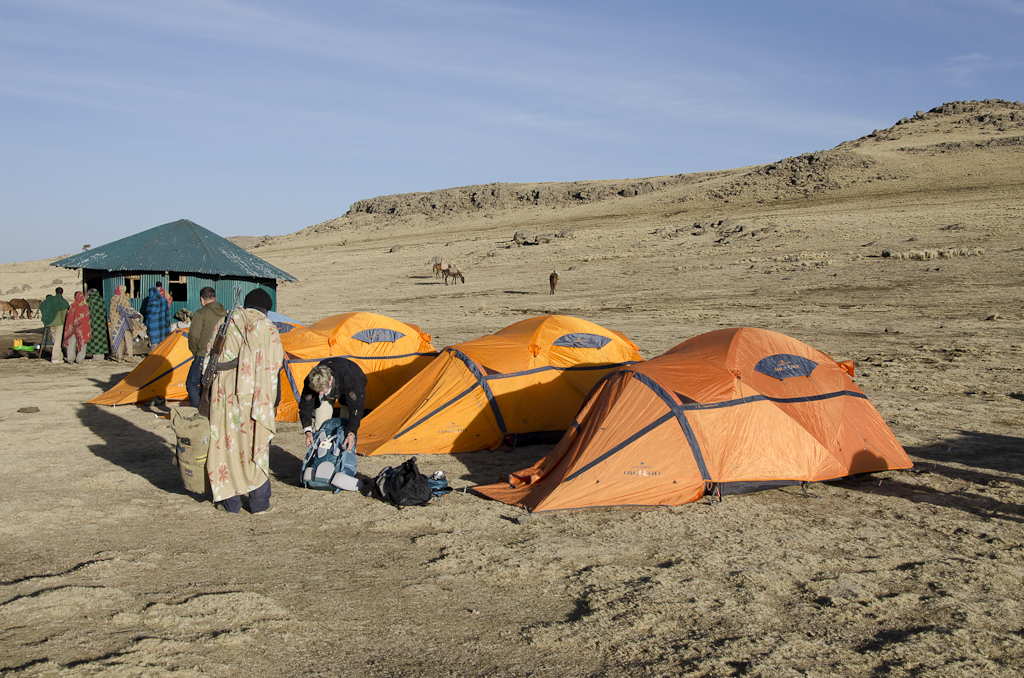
top-left (1, 0), bottom-right (1021, 263)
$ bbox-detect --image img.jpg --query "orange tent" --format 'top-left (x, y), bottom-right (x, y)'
top-left (87, 329), bottom-right (193, 405)
top-left (474, 327), bottom-right (913, 512)
top-left (277, 312), bottom-right (437, 422)
top-left (88, 315), bottom-right (304, 407)
top-left (358, 315), bottom-right (643, 456)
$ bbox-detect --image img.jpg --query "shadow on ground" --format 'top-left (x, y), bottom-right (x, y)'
top-left (77, 403), bottom-right (187, 496)
top-left (828, 430), bottom-right (1024, 523)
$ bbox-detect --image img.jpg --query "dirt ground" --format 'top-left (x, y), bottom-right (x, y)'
top-left (1, 100), bottom-right (1022, 676)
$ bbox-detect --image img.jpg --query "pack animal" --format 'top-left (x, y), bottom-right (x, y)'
top-left (433, 260), bottom-right (451, 279)
top-left (443, 266), bottom-right (465, 285)
top-left (8, 299), bottom-right (31, 319)
top-left (549, 271), bottom-right (558, 295)
top-left (0, 301), bottom-right (14, 320)
top-left (25, 299), bottom-right (41, 319)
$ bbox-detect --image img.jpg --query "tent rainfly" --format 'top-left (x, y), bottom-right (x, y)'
top-left (474, 327), bottom-right (913, 512)
top-left (87, 314), bottom-right (304, 407)
top-left (277, 312), bottom-right (437, 423)
top-left (358, 315), bottom-right (643, 456)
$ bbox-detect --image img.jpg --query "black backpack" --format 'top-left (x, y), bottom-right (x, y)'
top-left (371, 457), bottom-right (450, 509)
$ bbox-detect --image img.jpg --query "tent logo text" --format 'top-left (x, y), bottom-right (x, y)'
top-left (624, 463), bottom-right (660, 477)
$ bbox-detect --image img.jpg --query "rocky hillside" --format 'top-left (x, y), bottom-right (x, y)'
top-left (269, 99), bottom-right (1022, 243)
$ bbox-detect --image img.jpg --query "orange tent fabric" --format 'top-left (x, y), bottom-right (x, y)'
top-left (277, 312), bottom-right (437, 422)
top-left (359, 315), bottom-right (643, 456)
top-left (87, 329), bottom-right (193, 405)
top-left (88, 316), bottom-right (304, 407)
top-left (474, 327), bottom-right (912, 512)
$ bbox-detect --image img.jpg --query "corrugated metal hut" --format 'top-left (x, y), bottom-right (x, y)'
top-left (51, 219), bottom-right (297, 318)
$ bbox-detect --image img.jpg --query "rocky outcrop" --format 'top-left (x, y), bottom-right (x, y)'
top-left (344, 178), bottom-right (683, 220)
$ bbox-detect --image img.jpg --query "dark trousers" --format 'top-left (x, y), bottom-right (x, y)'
top-left (219, 480), bottom-right (272, 514)
top-left (186, 354), bottom-right (204, 408)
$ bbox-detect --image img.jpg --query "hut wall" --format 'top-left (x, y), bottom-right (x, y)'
top-left (94, 270), bottom-right (278, 321)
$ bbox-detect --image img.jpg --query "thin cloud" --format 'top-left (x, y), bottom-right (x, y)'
top-left (941, 53), bottom-right (997, 86)
top-left (953, 0), bottom-right (1024, 16)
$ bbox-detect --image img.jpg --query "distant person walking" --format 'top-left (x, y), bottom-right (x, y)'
top-left (145, 286), bottom-right (170, 346)
top-left (549, 270), bottom-right (559, 295)
top-left (39, 287), bottom-right (69, 364)
top-left (185, 287), bottom-right (227, 408)
top-left (62, 291), bottom-right (92, 364)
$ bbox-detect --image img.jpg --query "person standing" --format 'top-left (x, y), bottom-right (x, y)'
top-left (204, 289), bottom-right (284, 514)
top-left (108, 285), bottom-right (142, 363)
top-left (155, 281), bottom-right (173, 306)
top-left (185, 287), bottom-right (227, 408)
top-left (299, 358), bottom-right (367, 454)
top-left (62, 291), bottom-right (92, 364)
top-left (83, 289), bottom-right (110, 358)
top-left (39, 287), bottom-right (69, 364)
top-left (144, 286), bottom-right (170, 347)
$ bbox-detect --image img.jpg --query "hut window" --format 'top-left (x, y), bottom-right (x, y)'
top-left (168, 274), bottom-right (188, 303)
top-left (125, 275), bottom-right (142, 299)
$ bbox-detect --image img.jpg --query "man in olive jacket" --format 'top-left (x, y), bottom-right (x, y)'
top-left (185, 287), bottom-right (227, 408)
top-left (40, 287), bottom-right (70, 364)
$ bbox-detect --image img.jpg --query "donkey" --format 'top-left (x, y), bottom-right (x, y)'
top-left (8, 299), bottom-right (31, 319)
top-left (443, 266), bottom-right (465, 285)
top-left (432, 260), bottom-right (451, 279)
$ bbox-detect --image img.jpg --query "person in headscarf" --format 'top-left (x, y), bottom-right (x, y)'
top-left (108, 285), bottom-right (143, 363)
top-left (62, 291), bottom-right (92, 364)
top-left (144, 286), bottom-right (171, 347)
top-left (204, 288), bottom-right (283, 514)
top-left (156, 281), bottom-right (173, 306)
top-left (83, 289), bottom-right (110, 358)
top-left (40, 287), bottom-right (70, 364)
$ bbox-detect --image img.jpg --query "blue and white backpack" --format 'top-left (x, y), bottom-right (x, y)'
top-left (300, 418), bottom-right (361, 492)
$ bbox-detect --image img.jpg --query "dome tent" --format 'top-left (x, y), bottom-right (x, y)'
top-left (277, 312), bottom-right (437, 422)
top-left (474, 327), bottom-right (912, 512)
top-left (358, 315), bottom-right (643, 456)
top-left (87, 329), bottom-right (192, 406)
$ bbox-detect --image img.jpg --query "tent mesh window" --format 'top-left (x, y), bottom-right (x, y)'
top-left (352, 328), bottom-right (405, 344)
top-left (552, 333), bottom-right (611, 349)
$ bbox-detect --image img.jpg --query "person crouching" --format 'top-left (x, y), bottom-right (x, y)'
top-left (299, 358), bottom-right (367, 456)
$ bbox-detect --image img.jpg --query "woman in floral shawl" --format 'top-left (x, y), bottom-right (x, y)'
top-left (144, 286), bottom-right (170, 347)
top-left (204, 289), bottom-right (283, 514)
top-left (108, 286), bottom-right (143, 362)
top-left (62, 291), bottom-right (92, 364)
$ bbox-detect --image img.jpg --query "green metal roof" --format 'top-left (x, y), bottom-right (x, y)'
top-left (51, 219), bottom-right (297, 281)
